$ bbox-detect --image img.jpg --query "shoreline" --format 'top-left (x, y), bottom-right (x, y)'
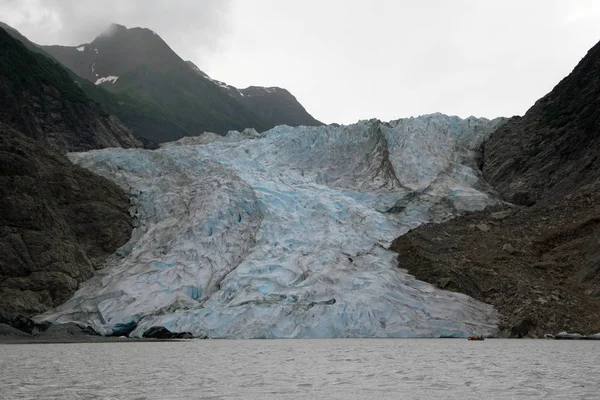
top-left (0, 337), bottom-right (185, 345)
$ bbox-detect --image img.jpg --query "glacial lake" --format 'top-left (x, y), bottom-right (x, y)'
top-left (0, 339), bottom-right (598, 399)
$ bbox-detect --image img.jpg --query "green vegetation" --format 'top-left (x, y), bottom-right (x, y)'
top-left (0, 28), bottom-right (90, 104)
top-left (76, 78), bottom-right (185, 142)
top-left (98, 62), bottom-right (273, 142)
top-left (38, 24), bottom-right (275, 143)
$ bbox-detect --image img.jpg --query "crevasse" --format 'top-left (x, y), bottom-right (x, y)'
top-left (39, 114), bottom-right (504, 338)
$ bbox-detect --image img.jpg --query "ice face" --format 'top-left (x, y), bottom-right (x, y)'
top-left (39, 114), bottom-right (502, 338)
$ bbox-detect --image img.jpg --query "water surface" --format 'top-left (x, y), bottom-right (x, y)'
top-left (0, 339), bottom-right (597, 399)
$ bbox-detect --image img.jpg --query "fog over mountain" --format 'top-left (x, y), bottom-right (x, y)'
top-left (0, 0), bottom-right (231, 55)
top-left (3, 0), bottom-right (600, 124)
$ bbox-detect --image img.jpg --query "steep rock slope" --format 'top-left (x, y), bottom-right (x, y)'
top-left (42, 24), bottom-right (273, 142)
top-left (186, 61), bottom-right (322, 127)
top-left (483, 40), bottom-right (600, 206)
top-left (391, 39), bottom-right (600, 337)
top-left (0, 123), bottom-right (133, 315)
top-left (40, 115), bottom-right (502, 338)
top-left (0, 26), bottom-right (138, 318)
top-left (0, 27), bottom-right (141, 153)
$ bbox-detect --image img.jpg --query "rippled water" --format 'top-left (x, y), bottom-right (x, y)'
top-left (0, 339), bottom-right (598, 399)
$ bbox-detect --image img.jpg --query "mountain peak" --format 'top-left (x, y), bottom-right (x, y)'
top-left (93, 23), bottom-right (162, 45)
top-left (100, 23), bottom-right (128, 38)
top-left (42, 23), bottom-right (181, 84)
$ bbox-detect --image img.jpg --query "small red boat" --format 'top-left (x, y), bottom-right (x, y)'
top-left (468, 335), bottom-right (485, 341)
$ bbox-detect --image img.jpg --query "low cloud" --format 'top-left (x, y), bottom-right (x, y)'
top-left (0, 0), bottom-right (232, 62)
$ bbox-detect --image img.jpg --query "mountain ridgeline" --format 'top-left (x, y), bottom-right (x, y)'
top-left (41, 24), bottom-right (322, 142)
top-left (483, 39), bottom-right (600, 207)
top-left (186, 61), bottom-right (323, 127)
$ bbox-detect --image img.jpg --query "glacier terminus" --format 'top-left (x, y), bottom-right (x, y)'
top-left (39, 114), bottom-right (505, 338)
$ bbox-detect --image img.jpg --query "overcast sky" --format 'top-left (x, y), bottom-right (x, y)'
top-left (2, 0), bottom-right (600, 124)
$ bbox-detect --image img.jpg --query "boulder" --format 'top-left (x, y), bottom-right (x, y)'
top-left (142, 326), bottom-right (176, 339)
top-left (502, 243), bottom-right (517, 255)
top-left (0, 312), bottom-right (51, 335)
top-left (142, 326), bottom-right (194, 339)
top-left (510, 317), bottom-right (536, 338)
top-left (10, 315), bottom-right (51, 335)
top-left (36, 323), bottom-right (100, 341)
top-left (0, 323), bottom-right (32, 339)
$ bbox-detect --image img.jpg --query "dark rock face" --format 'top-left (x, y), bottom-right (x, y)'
top-left (483, 40), bottom-right (600, 206)
top-left (0, 311), bottom-right (51, 335)
top-left (142, 326), bottom-right (194, 339)
top-left (142, 326), bottom-right (173, 339)
top-left (10, 315), bottom-right (51, 335)
top-left (390, 39), bottom-right (600, 338)
top-left (0, 124), bottom-right (133, 316)
top-left (0, 26), bottom-right (138, 318)
top-left (0, 323), bottom-right (32, 338)
top-left (0, 27), bottom-right (142, 153)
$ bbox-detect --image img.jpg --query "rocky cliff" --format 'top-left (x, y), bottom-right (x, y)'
top-left (483, 40), bottom-right (600, 206)
top-left (0, 27), bottom-right (137, 318)
top-left (0, 123), bottom-right (133, 316)
top-left (391, 39), bottom-right (600, 337)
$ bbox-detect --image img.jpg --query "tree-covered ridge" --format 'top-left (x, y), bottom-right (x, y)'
top-left (0, 27), bottom-right (89, 104)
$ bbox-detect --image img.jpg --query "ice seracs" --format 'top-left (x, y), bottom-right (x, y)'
top-left (39, 114), bottom-right (503, 338)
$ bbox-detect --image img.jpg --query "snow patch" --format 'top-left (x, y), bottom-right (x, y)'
top-left (212, 79), bottom-right (230, 89)
top-left (94, 76), bottom-right (119, 85)
top-left (76, 45), bottom-right (85, 52)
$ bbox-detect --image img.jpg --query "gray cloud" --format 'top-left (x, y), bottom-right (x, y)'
top-left (0, 0), bottom-right (232, 62)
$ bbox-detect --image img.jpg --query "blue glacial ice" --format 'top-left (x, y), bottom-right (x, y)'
top-left (39, 114), bottom-right (504, 338)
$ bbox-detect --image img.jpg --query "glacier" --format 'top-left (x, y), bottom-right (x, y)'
top-left (39, 114), bottom-right (504, 338)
